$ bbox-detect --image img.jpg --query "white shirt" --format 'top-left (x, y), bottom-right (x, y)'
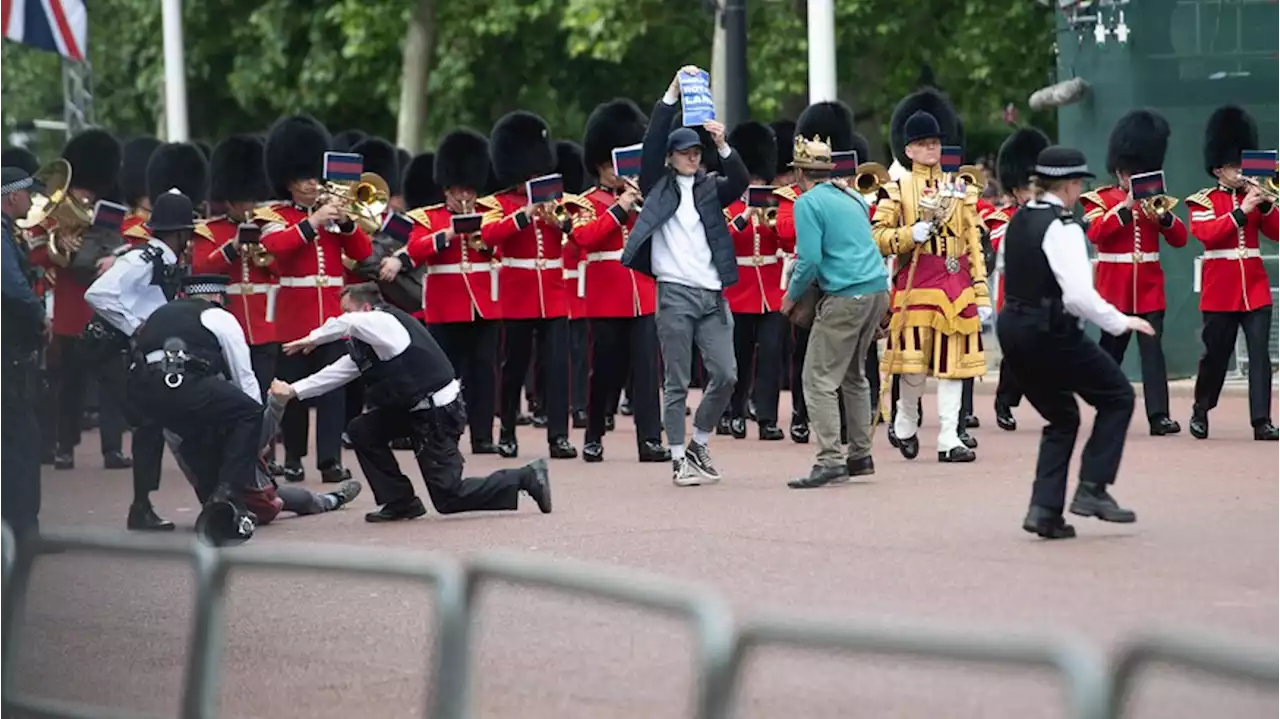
top-left (292, 309), bottom-right (412, 401)
top-left (1037, 193), bottom-right (1130, 337)
top-left (198, 307), bottom-right (262, 403)
top-left (649, 90), bottom-right (732, 292)
top-left (84, 239), bottom-right (178, 335)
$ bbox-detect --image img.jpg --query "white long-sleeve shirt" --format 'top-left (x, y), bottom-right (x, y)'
top-left (84, 238), bottom-right (177, 335)
top-left (292, 310), bottom-right (412, 401)
top-left (1036, 193), bottom-right (1130, 337)
top-left (649, 89), bottom-right (732, 292)
top-left (197, 306), bottom-right (262, 403)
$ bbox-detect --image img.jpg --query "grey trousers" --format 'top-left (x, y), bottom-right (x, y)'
top-left (655, 281), bottom-right (738, 447)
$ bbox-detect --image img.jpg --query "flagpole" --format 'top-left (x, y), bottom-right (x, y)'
top-left (807, 0), bottom-right (837, 103)
top-left (161, 0), bottom-right (189, 141)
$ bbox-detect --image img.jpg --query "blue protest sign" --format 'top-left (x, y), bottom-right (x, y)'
top-left (678, 69), bottom-right (716, 126)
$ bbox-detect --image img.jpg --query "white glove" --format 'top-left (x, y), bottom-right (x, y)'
top-left (911, 222), bottom-right (931, 244)
top-left (978, 305), bottom-right (993, 325)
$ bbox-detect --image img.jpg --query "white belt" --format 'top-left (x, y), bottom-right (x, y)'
top-left (427, 263), bottom-right (491, 275)
top-left (227, 283), bottom-right (272, 295)
top-left (563, 269), bottom-right (579, 279)
top-left (278, 275), bottom-right (344, 288)
top-left (501, 257), bottom-right (563, 270)
top-left (1201, 248), bottom-right (1261, 261)
top-left (410, 378), bottom-right (461, 410)
top-left (736, 255), bottom-right (779, 267)
top-left (143, 350), bottom-right (167, 364)
top-left (585, 250), bottom-right (624, 262)
top-left (1094, 252), bottom-right (1160, 264)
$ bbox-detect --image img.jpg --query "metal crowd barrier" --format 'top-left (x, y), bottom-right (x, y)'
top-left (2, 524), bottom-right (1275, 719)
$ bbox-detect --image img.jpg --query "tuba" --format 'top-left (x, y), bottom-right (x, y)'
top-left (853, 162), bottom-right (892, 196)
top-left (320, 172), bottom-right (390, 234)
top-left (18, 159), bottom-right (94, 264)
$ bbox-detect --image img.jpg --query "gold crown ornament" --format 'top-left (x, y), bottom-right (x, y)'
top-left (790, 135), bottom-right (835, 170)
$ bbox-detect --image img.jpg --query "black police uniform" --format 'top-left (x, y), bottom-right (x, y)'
top-left (2, 209), bottom-right (46, 537)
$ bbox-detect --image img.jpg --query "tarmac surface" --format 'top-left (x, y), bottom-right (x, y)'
top-left (7, 386), bottom-right (1278, 719)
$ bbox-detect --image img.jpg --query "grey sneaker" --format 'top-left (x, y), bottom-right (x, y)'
top-left (672, 457), bottom-right (705, 487)
top-left (684, 441), bottom-right (721, 481)
top-left (329, 479), bottom-right (363, 508)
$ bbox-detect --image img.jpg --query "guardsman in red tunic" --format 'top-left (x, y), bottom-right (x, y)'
top-left (1186, 106), bottom-right (1279, 441)
top-left (573, 99), bottom-right (668, 463)
top-left (556, 141), bottom-right (591, 430)
top-left (260, 115), bottom-right (373, 482)
top-left (1081, 110), bottom-right (1187, 436)
top-left (722, 121), bottom-right (788, 442)
top-left (29, 130), bottom-right (132, 471)
top-left (480, 111), bottom-right (579, 460)
top-left (120, 137), bottom-right (161, 244)
top-left (988, 126), bottom-right (1050, 432)
top-left (381, 129), bottom-right (502, 455)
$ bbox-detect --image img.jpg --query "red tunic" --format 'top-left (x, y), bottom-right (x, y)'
top-left (193, 216), bottom-right (278, 345)
top-left (723, 199), bottom-right (787, 314)
top-left (259, 202), bottom-right (373, 342)
top-left (121, 210), bottom-right (150, 247)
top-left (981, 205), bottom-right (1011, 311)
top-left (561, 239), bottom-right (589, 320)
top-left (1186, 187), bottom-right (1278, 313)
top-left (1082, 184), bottom-right (1189, 314)
top-left (569, 187), bottom-right (656, 318)
top-left (29, 232), bottom-right (93, 338)
top-left (479, 189), bottom-right (571, 320)
top-left (399, 202), bottom-right (500, 324)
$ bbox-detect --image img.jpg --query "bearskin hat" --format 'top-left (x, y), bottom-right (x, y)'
top-left (851, 131), bottom-right (871, 166)
top-left (193, 140), bottom-right (212, 160)
top-left (351, 136), bottom-right (402, 197)
top-left (121, 137), bottom-right (163, 205)
top-left (210, 135), bottom-right (270, 203)
top-left (333, 129), bottom-right (367, 153)
top-left (728, 122), bottom-right (778, 182)
top-left (403, 153), bottom-right (443, 209)
top-left (996, 127), bottom-right (1051, 193)
top-left (146, 142), bottom-right (209, 205)
top-left (396, 148), bottom-right (411, 189)
top-left (694, 125), bottom-right (723, 174)
top-left (1106, 109), bottom-right (1169, 175)
top-left (265, 115), bottom-right (331, 198)
top-left (61, 129), bottom-right (121, 197)
top-left (796, 101), bottom-right (855, 152)
top-left (434, 129), bottom-right (489, 191)
top-left (2, 146), bottom-right (40, 175)
top-left (490, 111), bottom-right (556, 187)
top-left (582, 98), bottom-right (647, 171)
top-left (1202, 106), bottom-right (1258, 177)
top-left (771, 120), bottom-right (796, 175)
top-left (889, 88), bottom-right (961, 166)
top-left (556, 141), bottom-right (588, 194)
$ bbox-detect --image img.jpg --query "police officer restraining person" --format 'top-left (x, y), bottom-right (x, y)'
top-left (270, 282), bottom-right (553, 522)
top-left (996, 146), bottom-right (1151, 540)
top-left (2, 166), bottom-right (49, 542)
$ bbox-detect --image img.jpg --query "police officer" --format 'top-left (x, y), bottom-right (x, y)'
top-left (2, 166), bottom-right (49, 541)
top-left (997, 147), bottom-right (1149, 540)
top-left (270, 282), bottom-right (553, 522)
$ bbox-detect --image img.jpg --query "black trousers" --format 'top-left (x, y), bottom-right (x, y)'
top-left (249, 343), bottom-right (279, 402)
top-left (1193, 307), bottom-right (1274, 425)
top-left (961, 378), bottom-right (974, 417)
top-left (2, 359), bottom-right (42, 535)
top-left (996, 357), bottom-right (1023, 408)
top-left (1097, 310), bottom-right (1170, 422)
top-left (730, 312), bottom-right (785, 424)
top-left (569, 319), bottom-right (589, 413)
top-left (276, 342), bottom-right (347, 467)
top-left (347, 400), bottom-right (524, 512)
top-left (501, 317), bottom-right (570, 442)
top-left (429, 320), bottom-right (499, 445)
top-left (998, 310), bottom-right (1135, 511)
top-left (128, 369), bottom-right (263, 497)
top-left (588, 316), bottom-right (662, 444)
top-left (38, 364), bottom-right (57, 458)
top-left (54, 335), bottom-right (126, 454)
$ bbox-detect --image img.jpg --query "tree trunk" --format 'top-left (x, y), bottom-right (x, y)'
top-left (395, 0), bottom-right (437, 152)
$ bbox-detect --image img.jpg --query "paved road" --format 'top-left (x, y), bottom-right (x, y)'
top-left (7, 392), bottom-right (1277, 719)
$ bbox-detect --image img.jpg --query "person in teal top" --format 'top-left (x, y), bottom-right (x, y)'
top-left (781, 136), bottom-right (890, 489)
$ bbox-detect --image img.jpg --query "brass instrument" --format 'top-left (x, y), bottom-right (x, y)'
top-left (853, 162), bottom-right (891, 196)
top-left (551, 200), bottom-right (570, 226)
top-left (320, 172), bottom-right (390, 234)
top-left (763, 206), bottom-right (778, 230)
top-left (245, 243), bottom-right (275, 268)
top-left (18, 159), bottom-right (94, 263)
top-left (1243, 174), bottom-right (1279, 202)
top-left (956, 164), bottom-right (987, 189)
top-left (1140, 195), bottom-right (1178, 222)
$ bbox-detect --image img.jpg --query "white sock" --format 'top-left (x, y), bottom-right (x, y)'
top-left (692, 428), bottom-right (711, 446)
top-left (670, 444), bottom-right (686, 460)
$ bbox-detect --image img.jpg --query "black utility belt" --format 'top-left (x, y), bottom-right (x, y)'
top-left (82, 315), bottom-right (130, 347)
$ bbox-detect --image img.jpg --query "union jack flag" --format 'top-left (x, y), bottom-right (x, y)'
top-left (2, 0), bottom-right (87, 61)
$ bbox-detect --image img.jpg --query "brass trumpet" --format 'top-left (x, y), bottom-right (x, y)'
top-left (1140, 194), bottom-right (1178, 222)
top-left (18, 159), bottom-right (94, 263)
top-left (320, 172), bottom-right (390, 235)
top-left (1243, 175), bottom-right (1279, 202)
top-left (956, 164), bottom-right (987, 189)
top-left (763, 206), bottom-right (778, 230)
top-left (244, 243), bottom-right (275, 268)
top-left (853, 162), bottom-right (892, 196)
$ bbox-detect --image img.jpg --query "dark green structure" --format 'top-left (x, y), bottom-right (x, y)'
top-left (1056, 0), bottom-right (1278, 379)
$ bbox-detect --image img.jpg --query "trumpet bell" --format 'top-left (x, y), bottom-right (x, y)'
top-left (853, 162), bottom-right (891, 195)
top-left (19, 159), bottom-right (94, 257)
top-left (956, 164), bottom-right (987, 189)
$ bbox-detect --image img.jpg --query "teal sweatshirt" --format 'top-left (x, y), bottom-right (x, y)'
top-left (785, 182), bottom-right (889, 301)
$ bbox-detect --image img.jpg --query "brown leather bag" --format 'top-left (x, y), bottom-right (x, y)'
top-left (785, 283), bottom-right (823, 329)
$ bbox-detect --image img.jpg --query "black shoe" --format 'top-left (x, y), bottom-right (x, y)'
top-left (1254, 422), bottom-right (1279, 441)
top-left (758, 422), bottom-right (785, 441)
top-left (522, 459), bottom-right (552, 513)
top-left (1189, 412), bottom-right (1209, 440)
top-left (995, 400), bottom-right (1017, 431)
top-left (846, 455), bottom-right (875, 477)
top-left (963, 414), bottom-right (980, 429)
top-left (266, 459), bottom-right (286, 477)
top-left (887, 425), bottom-right (900, 448)
top-left (938, 446), bottom-right (976, 463)
top-left (582, 440), bottom-right (604, 463)
top-left (897, 433), bottom-right (920, 460)
top-left (319, 460), bottom-right (351, 484)
top-left (1022, 506), bottom-right (1076, 539)
top-left (53, 450), bottom-right (74, 470)
top-left (790, 416), bottom-right (810, 444)
top-left (605, 415), bottom-right (616, 432)
top-left (341, 432), bottom-right (354, 449)
top-left (685, 406), bottom-right (691, 417)
top-left (787, 464), bottom-right (849, 489)
top-left (365, 497), bottom-right (428, 523)
top-left (572, 409), bottom-right (588, 429)
top-left (282, 459), bottom-right (305, 483)
top-left (747, 400), bottom-right (758, 422)
top-left (531, 414), bottom-right (549, 429)
top-left (958, 430), bottom-right (978, 449)
top-left (127, 502), bottom-right (175, 532)
top-left (327, 479), bottom-right (363, 509)
top-left (549, 436), bottom-right (578, 459)
top-left (515, 413), bottom-right (533, 427)
top-left (729, 417), bottom-right (747, 439)
top-left (80, 410), bottom-right (99, 430)
top-left (472, 439), bottom-right (499, 455)
top-left (497, 431), bottom-right (519, 458)
top-left (716, 416), bottom-right (733, 436)
top-left (390, 436), bottom-right (414, 451)
top-left (637, 439), bottom-right (671, 462)
top-left (684, 441), bottom-right (721, 481)
top-left (1069, 483), bottom-right (1136, 523)
top-left (620, 399), bottom-right (633, 416)
top-left (1149, 416), bottom-right (1181, 436)
top-left (103, 451), bottom-right (133, 469)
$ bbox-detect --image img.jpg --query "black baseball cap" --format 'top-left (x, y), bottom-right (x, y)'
top-left (667, 128), bottom-right (702, 154)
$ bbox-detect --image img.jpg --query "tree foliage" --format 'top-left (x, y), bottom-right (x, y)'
top-left (3, 0), bottom-right (1055, 161)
